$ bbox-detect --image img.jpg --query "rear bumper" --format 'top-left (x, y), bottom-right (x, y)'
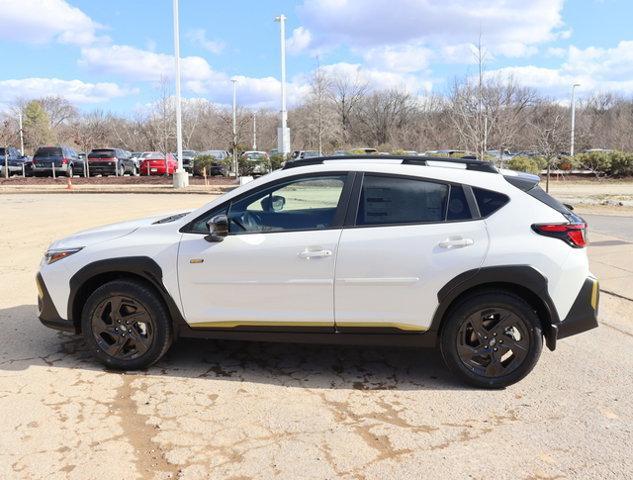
top-left (545, 276), bottom-right (599, 350)
top-left (88, 163), bottom-right (117, 174)
top-left (36, 273), bottom-right (75, 333)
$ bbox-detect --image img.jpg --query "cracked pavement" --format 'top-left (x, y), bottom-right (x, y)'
top-left (1, 194), bottom-right (632, 480)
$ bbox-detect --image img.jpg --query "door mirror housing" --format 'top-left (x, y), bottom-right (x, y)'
top-left (261, 194), bottom-right (286, 212)
top-left (205, 214), bottom-right (229, 242)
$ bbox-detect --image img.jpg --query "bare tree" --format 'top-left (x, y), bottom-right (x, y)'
top-left (327, 71), bottom-right (368, 146)
top-left (529, 100), bottom-right (569, 191)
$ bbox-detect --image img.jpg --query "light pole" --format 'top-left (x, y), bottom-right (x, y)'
top-left (570, 83), bottom-right (580, 157)
top-left (274, 14), bottom-right (290, 156)
top-left (232, 78), bottom-right (238, 177)
top-left (172, 0), bottom-right (188, 188)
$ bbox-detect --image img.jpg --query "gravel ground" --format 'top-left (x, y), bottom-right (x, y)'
top-left (0, 194), bottom-right (632, 480)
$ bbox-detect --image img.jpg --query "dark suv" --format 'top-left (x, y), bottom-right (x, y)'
top-left (31, 146), bottom-right (83, 177)
top-left (87, 149), bottom-right (135, 176)
top-left (0, 147), bottom-right (31, 177)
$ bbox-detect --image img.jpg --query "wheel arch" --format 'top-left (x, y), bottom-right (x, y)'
top-left (68, 256), bottom-right (185, 334)
top-left (430, 266), bottom-right (560, 350)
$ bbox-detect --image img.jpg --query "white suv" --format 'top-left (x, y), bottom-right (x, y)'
top-left (37, 155), bottom-right (599, 388)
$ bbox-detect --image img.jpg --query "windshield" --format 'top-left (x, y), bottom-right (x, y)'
top-left (35, 147), bottom-right (62, 157)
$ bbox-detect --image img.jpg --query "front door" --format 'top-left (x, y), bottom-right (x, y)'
top-left (178, 173), bottom-right (351, 330)
top-left (334, 173), bottom-right (489, 332)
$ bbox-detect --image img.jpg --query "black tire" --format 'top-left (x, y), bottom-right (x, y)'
top-left (440, 290), bottom-right (543, 389)
top-left (81, 279), bottom-right (173, 370)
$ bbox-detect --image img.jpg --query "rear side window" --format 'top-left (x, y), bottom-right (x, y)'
top-left (356, 175), bottom-right (448, 226)
top-left (473, 187), bottom-right (510, 217)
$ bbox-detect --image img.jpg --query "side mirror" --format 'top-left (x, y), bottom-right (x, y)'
top-left (261, 195), bottom-right (286, 212)
top-left (205, 214), bottom-right (229, 242)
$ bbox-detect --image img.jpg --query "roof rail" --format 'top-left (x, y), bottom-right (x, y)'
top-left (282, 154), bottom-right (498, 173)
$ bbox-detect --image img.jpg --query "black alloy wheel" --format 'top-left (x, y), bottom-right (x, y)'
top-left (90, 295), bottom-right (155, 361)
top-left (456, 307), bottom-right (530, 378)
top-left (82, 280), bottom-right (173, 370)
top-left (440, 291), bottom-right (543, 389)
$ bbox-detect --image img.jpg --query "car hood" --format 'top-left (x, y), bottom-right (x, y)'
top-left (48, 211), bottom-right (186, 249)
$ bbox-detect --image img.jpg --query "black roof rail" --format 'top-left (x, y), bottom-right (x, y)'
top-left (282, 154), bottom-right (498, 173)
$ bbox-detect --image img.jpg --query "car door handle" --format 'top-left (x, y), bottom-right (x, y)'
top-left (298, 248), bottom-right (333, 259)
top-left (439, 237), bottom-right (474, 249)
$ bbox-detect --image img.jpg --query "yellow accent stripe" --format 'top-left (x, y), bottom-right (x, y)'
top-left (591, 279), bottom-right (599, 310)
top-left (336, 322), bottom-right (427, 332)
top-left (191, 321), bottom-right (333, 328)
top-left (190, 320), bottom-right (427, 332)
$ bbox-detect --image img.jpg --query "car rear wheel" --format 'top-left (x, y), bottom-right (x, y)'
top-left (440, 291), bottom-right (543, 389)
top-left (81, 279), bottom-right (173, 370)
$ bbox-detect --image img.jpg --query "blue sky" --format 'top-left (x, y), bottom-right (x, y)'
top-left (1, 0), bottom-right (632, 114)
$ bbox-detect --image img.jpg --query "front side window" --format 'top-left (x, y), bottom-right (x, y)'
top-left (356, 175), bottom-right (448, 226)
top-left (188, 175), bottom-right (347, 235)
top-left (228, 175), bottom-right (346, 233)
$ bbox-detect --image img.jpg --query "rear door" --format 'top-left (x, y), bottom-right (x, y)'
top-left (334, 173), bottom-right (489, 332)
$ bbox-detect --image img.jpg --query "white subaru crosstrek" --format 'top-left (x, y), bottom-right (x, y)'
top-left (37, 155), bottom-right (599, 388)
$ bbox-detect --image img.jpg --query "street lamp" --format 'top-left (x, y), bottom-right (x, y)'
top-left (232, 78), bottom-right (238, 176)
top-left (172, 0), bottom-right (188, 188)
top-left (274, 14), bottom-right (290, 156)
top-left (570, 83), bottom-right (580, 157)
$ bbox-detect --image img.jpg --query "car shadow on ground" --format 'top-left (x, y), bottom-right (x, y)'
top-left (0, 304), bottom-right (467, 391)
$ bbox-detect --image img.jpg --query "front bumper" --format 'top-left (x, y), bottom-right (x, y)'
top-left (36, 273), bottom-right (75, 333)
top-left (545, 276), bottom-right (599, 350)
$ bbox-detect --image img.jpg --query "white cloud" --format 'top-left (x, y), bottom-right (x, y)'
top-left (320, 62), bottom-right (432, 94)
top-left (485, 41), bottom-right (633, 96)
top-left (287, 27), bottom-right (312, 54)
top-left (186, 28), bottom-right (225, 54)
top-left (298, 0), bottom-right (565, 61)
top-left (362, 44), bottom-right (433, 73)
top-left (79, 44), bottom-right (216, 83)
top-left (0, 0), bottom-right (101, 46)
top-left (0, 78), bottom-right (134, 104)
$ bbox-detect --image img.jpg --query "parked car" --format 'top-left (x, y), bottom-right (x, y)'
top-left (0, 146), bottom-right (31, 177)
top-left (129, 152), bottom-right (144, 171)
top-left (197, 150), bottom-right (230, 176)
top-left (178, 150), bottom-right (197, 174)
top-left (139, 152), bottom-right (177, 175)
top-left (241, 151), bottom-right (271, 176)
top-left (290, 150), bottom-right (320, 162)
top-left (87, 149), bottom-right (135, 176)
top-left (31, 146), bottom-right (82, 177)
top-left (36, 154), bottom-right (598, 388)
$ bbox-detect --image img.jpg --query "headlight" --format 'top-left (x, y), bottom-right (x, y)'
top-left (44, 247), bottom-right (83, 264)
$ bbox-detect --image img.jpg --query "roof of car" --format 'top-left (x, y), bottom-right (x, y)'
top-left (283, 154), bottom-right (498, 173)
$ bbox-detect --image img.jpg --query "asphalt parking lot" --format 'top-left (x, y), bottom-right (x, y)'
top-left (1, 194), bottom-right (632, 480)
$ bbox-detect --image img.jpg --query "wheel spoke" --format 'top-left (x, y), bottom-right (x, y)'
top-left (104, 336), bottom-right (127, 357)
top-left (128, 326), bottom-right (151, 355)
top-left (466, 313), bottom-right (488, 341)
top-left (485, 353), bottom-right (504, 377)
top-left (491, 312), bottom-right (517, 337)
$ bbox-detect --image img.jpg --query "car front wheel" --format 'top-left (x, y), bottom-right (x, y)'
top-left (81, 279), bottom-right (173, 370)
top-left (440, 291), bottom-right (543, 389)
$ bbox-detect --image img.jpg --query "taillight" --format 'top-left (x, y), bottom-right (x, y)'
top-left (61, 158), bottom-right (69, 165)
top-left (532, 222), bottom-right (587, 248)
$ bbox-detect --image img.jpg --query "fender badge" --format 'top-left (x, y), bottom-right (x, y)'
top-left (190, 258), bottom-right (204, 264)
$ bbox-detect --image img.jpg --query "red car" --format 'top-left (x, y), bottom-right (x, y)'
top-left (139, 152), bottom-right (177, 175)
